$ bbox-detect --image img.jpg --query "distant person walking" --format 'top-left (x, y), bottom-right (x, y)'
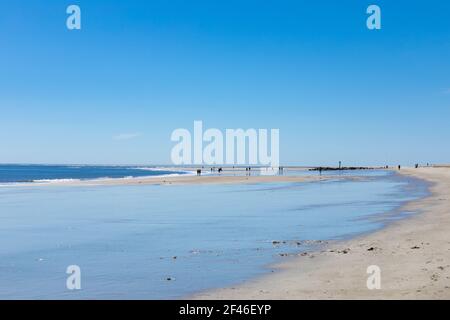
top-left (398, 165), bottom-right (401, 170)
top-left (196, 169), bottom-right (201, 176)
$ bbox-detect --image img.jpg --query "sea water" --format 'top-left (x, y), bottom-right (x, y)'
top-left (0, 170), bottom-right (428, 299)
top-left (0, 164), bottom-right (187, 183)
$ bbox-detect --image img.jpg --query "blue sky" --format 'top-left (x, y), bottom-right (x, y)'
top-left (0, 0), bottom-right (449, 166)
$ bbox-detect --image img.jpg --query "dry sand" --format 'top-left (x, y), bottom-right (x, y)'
top-left (193, 167), bottom-right (450, 299)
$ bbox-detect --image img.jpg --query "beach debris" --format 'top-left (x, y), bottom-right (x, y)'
top-left (279, 253), bottom-right (289, 257)
top-left (411, 245), bottom-right (421, 249)
top-left (172, 256), bottom-right (177, 260)
top-left (338, 248), bottom-right (350, 254)
top-left (273, 239), bottom-right (327, 247)
top-left (166, 277), bottom-right (175, 281)
top-left (299, 252), bottom-right (309, 256)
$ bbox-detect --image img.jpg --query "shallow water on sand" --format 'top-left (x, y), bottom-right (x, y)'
top-left (0, 170), bottom-right (428, 299)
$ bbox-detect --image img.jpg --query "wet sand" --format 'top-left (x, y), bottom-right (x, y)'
top-left (193, 167), bottom-right (450, 299)
top-left (14, 171), bottom-right (330, 187)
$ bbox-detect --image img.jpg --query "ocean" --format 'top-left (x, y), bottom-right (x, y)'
top-left (0, 164), bottom-right (188, 183)
top-left (0, 167), bottom-right (428, 299)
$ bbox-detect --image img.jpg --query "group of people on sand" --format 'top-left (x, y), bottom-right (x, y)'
top-left (196, 167), bottom-right (223, 176)
top-left (197, 166), bottom-right (254, 176)
top-left (209, 167), bottom-right (223, 173)
top-left (196, 166), bottom-right (285, 176)
top-left (398, 163), bottom-right (430, 170)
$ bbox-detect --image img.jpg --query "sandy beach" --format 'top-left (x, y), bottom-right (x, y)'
top-left (192, 167), bottom-right (450, 299)
top-left (3, 166), bottom-right (448, 299)
top-left (1, 166), bottom-right (413, 299)
top-left (15, 169), bottom-right (330, 187)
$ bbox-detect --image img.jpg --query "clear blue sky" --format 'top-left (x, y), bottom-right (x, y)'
top-left (1, 0), bottom-right (449, 166)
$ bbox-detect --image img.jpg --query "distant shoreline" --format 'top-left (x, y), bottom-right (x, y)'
top-left (0, 165), bottom-right (388, 187)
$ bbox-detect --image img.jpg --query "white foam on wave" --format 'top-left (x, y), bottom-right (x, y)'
top-left (0, 168), bottom-right (203, 187)
top-left (32, 178), bottom-right (81, 183)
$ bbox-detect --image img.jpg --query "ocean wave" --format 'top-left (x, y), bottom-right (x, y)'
top-left (32, 178), bottom-right (81, 183)
top-left (0, 168), bottom-right (200, 187)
